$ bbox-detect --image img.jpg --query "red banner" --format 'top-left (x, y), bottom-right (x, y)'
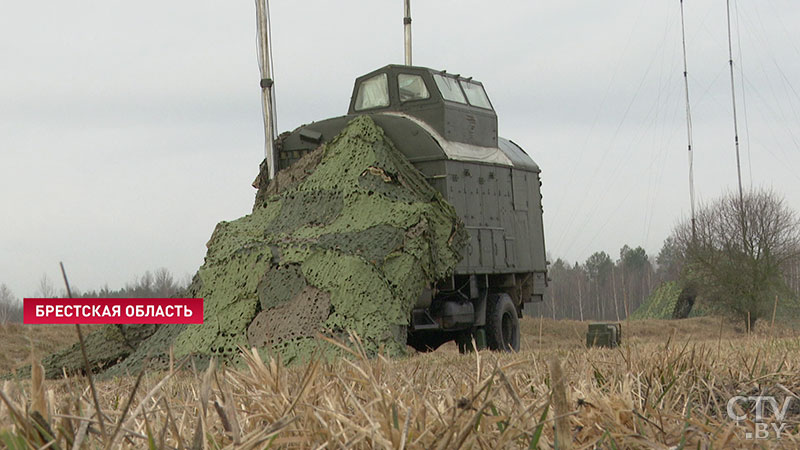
top-left (23, 298), bottom-right (204, 324)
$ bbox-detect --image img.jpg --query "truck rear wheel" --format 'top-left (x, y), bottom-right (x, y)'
top-left (485, 293), bottom-right (520, 352)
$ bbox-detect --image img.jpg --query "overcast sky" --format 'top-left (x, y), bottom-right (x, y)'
top-left (2, 0), bottom-right (799, 298)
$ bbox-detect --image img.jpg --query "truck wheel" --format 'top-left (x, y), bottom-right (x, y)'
top-left (486, 293), bottom-right (520, 352)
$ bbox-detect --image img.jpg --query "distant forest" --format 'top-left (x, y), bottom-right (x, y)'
top-left (524, 241), bottom-right (678, 321)
top-left (526, 238), bottom-right (800, 321)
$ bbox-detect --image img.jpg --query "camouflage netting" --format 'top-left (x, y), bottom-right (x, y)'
top-left (37, 115), bottom-right (468, 377)
top-left (629, 281), bottom-right (708, 320)
top-left (630, 280), bottom-right (800, 323)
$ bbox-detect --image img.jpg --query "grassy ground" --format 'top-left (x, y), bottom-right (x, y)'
top-left (1, 317), bottom-right (799, 448)
top-left (0, 324), bottom-right (101, 375)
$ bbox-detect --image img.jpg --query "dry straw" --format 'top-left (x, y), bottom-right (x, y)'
top-left (1, 317), bottom-right (798, 448)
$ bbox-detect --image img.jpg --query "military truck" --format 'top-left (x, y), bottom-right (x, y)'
top-left (275, 64), bottom-right (547, 352)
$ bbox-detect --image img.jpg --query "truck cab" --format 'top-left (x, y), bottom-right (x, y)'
top-left (349, 65), bottom-right (497, 148)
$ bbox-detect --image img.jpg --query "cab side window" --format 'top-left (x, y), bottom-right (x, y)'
top-left (433, 74), bottom-right (467, 104)
top-left (459, 80), bottom-right (492, 109)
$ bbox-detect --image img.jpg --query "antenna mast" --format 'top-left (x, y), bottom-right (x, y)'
top-left (255, 0), bottom-right (278, 179)
top-left (403, 0), bottom-right (412, 65)
top-left (680, 0), bottom-right (697, 238)
top-left (726, 0), bottom-right (745, 205)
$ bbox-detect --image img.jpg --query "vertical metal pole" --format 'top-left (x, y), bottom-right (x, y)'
top-left (726, 0), bottom-right (744, 206)
top-left (59, 261), bottom-right (74, 298)
top-left (256, 0), bottom-right (278, 179)
top-left (726, 0), bottom-right (749, 254)
top-left (680, 0), bottom-right (697, 241)
top-left (403, 0), bottom-right (412, 66)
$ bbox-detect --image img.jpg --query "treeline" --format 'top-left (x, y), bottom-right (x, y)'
top-left (77, 268), bottom-right (188, 299)
top-left (527, 238), bottom-right (800, 323)
top-left (526, 240), bottom-right (682, 321)
top-left (0, 268), bottom-right (189, 324)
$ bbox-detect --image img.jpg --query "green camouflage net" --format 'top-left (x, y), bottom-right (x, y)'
top-left (630, 280), bottom-right (800, 323)
top-left (39, 115), bottom-right (467, 377)
top-left (629, 281), bottom-right (708, 320)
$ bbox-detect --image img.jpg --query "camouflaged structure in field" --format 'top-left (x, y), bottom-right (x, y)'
top-left (39, 115), bottom-right (467, 377)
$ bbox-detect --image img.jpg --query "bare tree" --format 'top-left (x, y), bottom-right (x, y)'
top-left (585, 251), bottom-right (612, 320)
top-left (0, 283), bottom-right (22, 324)
top-left (673, 189), bottom-right (800, 330)
top-left (154, 267), bottom-right (177, 297)
top-left (37, 273), bottom-right (56, 298)
top-left (0, 284), bottom-right (12, 324)
top-left (125, 271), bottom-right (156, 297)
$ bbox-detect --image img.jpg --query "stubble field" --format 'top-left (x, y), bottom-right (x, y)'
top-left (1, 317), bottom-right (799, 449)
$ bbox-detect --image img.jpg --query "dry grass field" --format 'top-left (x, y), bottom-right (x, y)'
top-left (1, 317), bottom-right (799, 449)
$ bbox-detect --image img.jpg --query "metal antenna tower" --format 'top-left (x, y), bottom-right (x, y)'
top-left (680, 0), bottom-right (697, 238)
top-left (404, 0), bottom-right (412, 65)
top-left (255, 0), bottom-right (278, 179)
top-left (726, 0), bottom-right (745, 204)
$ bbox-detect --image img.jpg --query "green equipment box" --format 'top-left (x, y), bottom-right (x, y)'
top-left (586, 323), bottom-right (622, 348)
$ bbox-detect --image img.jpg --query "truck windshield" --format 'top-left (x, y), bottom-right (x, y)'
top-left (433, 74), bottom-right (467, 104)
top-left (354, 73), bottom-right (390, 111)
top-left (459, 80), bottom-right (492, 109)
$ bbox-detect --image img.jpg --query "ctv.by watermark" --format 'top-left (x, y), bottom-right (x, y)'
top-left (727, 394), bottom-right (799, 440)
